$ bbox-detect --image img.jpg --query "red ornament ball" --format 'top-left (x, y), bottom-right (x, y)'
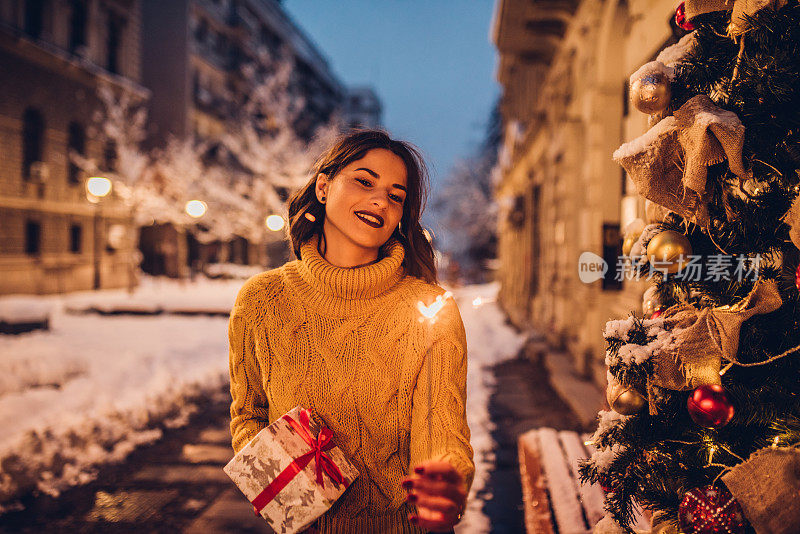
top-left (675, 2), bottom-right (696, 31)
top-left (687, 384), bottom-right (735, 428)
top-left (651, 309), bottom-right (663, 319)
top-left (679, 485), bottom-right (747, 534)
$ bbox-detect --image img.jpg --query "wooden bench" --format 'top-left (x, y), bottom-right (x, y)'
top-left (518, 428), bottom-right (651, 534)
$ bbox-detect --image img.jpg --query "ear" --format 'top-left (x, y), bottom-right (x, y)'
top-left (314, 173), bottom-right (329, 202)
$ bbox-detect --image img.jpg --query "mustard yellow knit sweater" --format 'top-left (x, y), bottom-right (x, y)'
top-left (228, 236), bottom-right (474, 533)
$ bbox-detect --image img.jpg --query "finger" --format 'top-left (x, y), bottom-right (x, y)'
top-left (411, 477), bottom-right (466, 503)
top-left (415, 460), bottom-right (463, 484)
top-left (408, 509), bottom-right (452, 532)
top-left (412, 493), bottom-right (460, 516)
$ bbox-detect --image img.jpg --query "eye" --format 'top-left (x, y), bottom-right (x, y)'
top-left (389, 194), bottom-right (404, 203)
top-left (356, 177), bottom-right (372, 187)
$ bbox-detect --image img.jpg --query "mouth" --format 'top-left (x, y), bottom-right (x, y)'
top-left (354, 210), bottom-right (384, 228)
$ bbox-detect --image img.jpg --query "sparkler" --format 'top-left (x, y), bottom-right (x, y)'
top-left (416, 291), bottom-right (454, 458)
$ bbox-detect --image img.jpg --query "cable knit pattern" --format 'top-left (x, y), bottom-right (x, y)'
top-left (228, 235), bottom-right (474, 533)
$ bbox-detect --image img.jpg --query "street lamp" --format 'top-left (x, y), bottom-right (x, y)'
top-left (86, 176), bottom-right (112, 290)
top-left (185, 200), bottom-right (207, 218)
top-left (265, 214), bottom-right (285, 232)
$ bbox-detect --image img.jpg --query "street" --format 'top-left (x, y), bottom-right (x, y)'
top-left (1, 345), bottom-right (582, 533)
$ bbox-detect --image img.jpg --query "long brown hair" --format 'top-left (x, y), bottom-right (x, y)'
top-left (287, 129), bottom-right (437, 284)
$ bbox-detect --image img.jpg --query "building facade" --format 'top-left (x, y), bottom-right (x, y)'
top-left (0, 0), bottom-right (147, 294)
top-left (139, 0), bottom-right (349, 277)
top-left (492, 0), bottom-right (684, 386)
top-left (344, 86), bottom-right (382, 130)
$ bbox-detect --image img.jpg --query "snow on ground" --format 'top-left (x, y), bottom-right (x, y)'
top-left (0, 277), bottom-right (243, 510)
top-left (0, 278), bottom-right (525, 530)
top-left (451, 282), bottom-right (527, 534)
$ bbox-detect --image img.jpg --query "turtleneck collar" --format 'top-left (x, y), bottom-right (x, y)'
top-left (289, 234), bottom-right (406, 315)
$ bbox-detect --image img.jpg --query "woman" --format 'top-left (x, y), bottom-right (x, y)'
top-left (229, 130), bottom-right (474, 533)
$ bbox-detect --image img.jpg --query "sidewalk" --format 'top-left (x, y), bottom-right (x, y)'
top-left (1, 386), bottom-right (265, 533)
top-left (1, 342), bottom-right (599, 533)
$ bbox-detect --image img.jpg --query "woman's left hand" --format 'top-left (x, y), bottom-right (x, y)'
top-left (402, 459), bottom-right (466, 531)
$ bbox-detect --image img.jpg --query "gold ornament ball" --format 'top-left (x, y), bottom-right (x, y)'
top-left (607, 381), bottom-right (647, 415)
top-left (646, 230), bottom-right (692, 273)
top-left (622, 233), bottom-right (640, 257)
top-left (643, 296), bottom-right (660, 316)
top-left (622, 218), bottom-right (646, 257)
top-left (630, 72), bottom-right (671, 115)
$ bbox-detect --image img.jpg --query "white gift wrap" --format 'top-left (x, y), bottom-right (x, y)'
top-left (224, 406), bottom-right (360, 534)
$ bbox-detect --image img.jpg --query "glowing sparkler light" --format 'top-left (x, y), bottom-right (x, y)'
top-left (472, 295), bottom-right (496, 308)
top-left (417, 291), bottom-right (454, 321)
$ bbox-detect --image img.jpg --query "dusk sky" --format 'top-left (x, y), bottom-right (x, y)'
top-left (283, 0), bottom-right (500, 184)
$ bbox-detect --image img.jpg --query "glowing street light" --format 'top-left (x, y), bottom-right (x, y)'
top-left (86, 176), bottom-right (112, 203)
top-left (265, 214), bottom-right (285, 232)
top-left (85, 177), bottom-right (113, 290)
top-left (185, 200), bottom-right (207, 218)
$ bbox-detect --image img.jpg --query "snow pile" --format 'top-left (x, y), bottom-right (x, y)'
top-left (612, 116), bottom-right (677, 163)
top-left (0, 297), bottom-right (52, 323)
top-left (0, 278), bottom-right (240, 510)
top-left (65, 276), bottom-right (242, 315)
top-left (656, 32), bottom-right (696, 67)
top-left (452, 282), bottom-right (526, 534)
top-left (204, 262), bottom-right (264, 280)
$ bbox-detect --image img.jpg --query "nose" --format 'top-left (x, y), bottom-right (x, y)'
top-left (370, 189), bottom-right (390, 208)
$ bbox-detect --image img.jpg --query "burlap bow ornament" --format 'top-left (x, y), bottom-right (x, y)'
top-left (614, 95), bottom-right (746, 227)
top-left (782, 194), bottom-right (800, 250)
top-left (685, 0), bottom-right (787, 36)
top-left (650, 279), bottom-right (782, 395)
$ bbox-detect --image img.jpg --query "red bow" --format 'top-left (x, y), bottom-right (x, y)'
top-left (252, 409), bottom-right (347, 516)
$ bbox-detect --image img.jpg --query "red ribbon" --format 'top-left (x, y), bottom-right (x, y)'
top-left (251, 409), bottom-right (348, 516)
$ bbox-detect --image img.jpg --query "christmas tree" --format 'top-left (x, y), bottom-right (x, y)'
top-left (579, 1), bottom-right (800, 533)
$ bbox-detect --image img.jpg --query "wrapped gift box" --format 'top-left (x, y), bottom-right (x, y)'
top-left (224, 406), bottom-right (360, 534)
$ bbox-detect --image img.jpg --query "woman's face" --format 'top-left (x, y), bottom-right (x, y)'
top-left (317, 148), bottom-right (408, 256)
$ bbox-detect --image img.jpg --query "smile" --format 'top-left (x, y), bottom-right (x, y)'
top-left (354, 211), bottom-right (384, 228)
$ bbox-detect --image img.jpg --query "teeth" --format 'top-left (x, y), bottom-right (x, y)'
top-left (358, 213), bottom-right (381, 225)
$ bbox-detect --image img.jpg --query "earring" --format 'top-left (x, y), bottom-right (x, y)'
top-left (397, 221), bottom-right (404, 236)
top-left (320, 196), bottom-right (326, 203)
top-left (304, 212), bottom-right (316, 222)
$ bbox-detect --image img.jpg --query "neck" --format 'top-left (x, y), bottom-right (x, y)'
top-left (320, 224), bottom-right (380, 268)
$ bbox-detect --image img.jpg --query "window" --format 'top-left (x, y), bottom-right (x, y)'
top-left (70, 224), bottom-right (82, 253)
top-left (195, 18), bottom-right (208, 44)
top-left (67, 121), bottom-right (85, 184)
top-left (22, 108), bottom-right (45, 180)
top-left (104, 139), bottom-right (117, 172)
top-left (69, 0), bottom-right (87, 52)
top-left (25, 220), bottom-right (41, 255)
top-left (602, 224), bottom-right (623, 291)
top-left (24, 0), bottom-right (45, 39)
top-left (106, 12), bottom-right (124, 74)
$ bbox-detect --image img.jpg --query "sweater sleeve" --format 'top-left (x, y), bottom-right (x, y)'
top-left (228, 307), bottom-right (270, 453)
top-left (409, 302), bottom-right (475, 492)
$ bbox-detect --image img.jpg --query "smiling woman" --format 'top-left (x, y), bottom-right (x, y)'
top-left (288, 130), bottom-right (436, 282)
top-left (228, 129), bottom-right (475, 533)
